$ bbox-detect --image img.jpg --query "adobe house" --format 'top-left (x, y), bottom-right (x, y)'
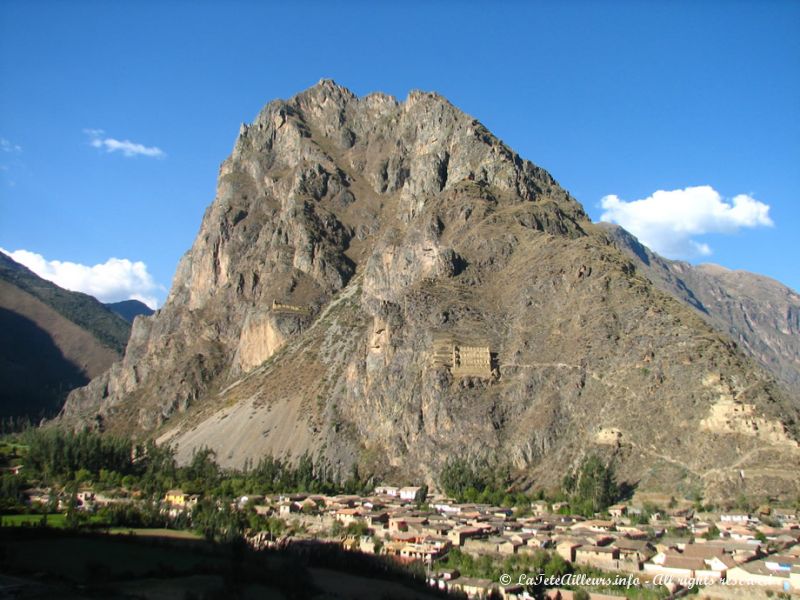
top-left (399, 486), bottom-right (422, 501)
top-left (574, 545), bottom-right (620, 569)
top-left (608, 503), bottom-right (628, 518)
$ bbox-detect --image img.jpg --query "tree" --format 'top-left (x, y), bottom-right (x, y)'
top-left (439, 458), bottom-right (497, 501)
top-left (567, 455), bottom-right (621, 515)
top-left (414, 484), bottom-right (429, 507)
top-left (330, 520), bottom-right (344, 538)
top-left (345, 520), bottom-right (369, 537)
top-left (0, 473), bottom-right (24, 510)
top-left (265, 516), bottom-right (286, 541)
top-left (64, 490), bottom-right (86, 529)
top-left (183, 447), bottom-right (220, 492)
top-left (544, 552), bottom-right (569, 578)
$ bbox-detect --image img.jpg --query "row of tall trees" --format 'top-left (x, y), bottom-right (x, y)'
top-left (14, 430), bottom-right (623, 515)
top-left (23, 429), bottom-right (135, 478)
top-left (11, 428), bottom-right (371, 501)
top-left (439, 454), bottom-right (625, 515)
top-left (438, 458), bottom-right (523, 505)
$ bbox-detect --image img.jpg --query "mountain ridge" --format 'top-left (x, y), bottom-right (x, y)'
top-left (598, 222), bottom-right (800, 397)
top-left (105, 299), bottom-right (155, 323)
top-left (0, 252), bottom-right (129, 419)
top-left (0, 252), bottom-right (131, 354)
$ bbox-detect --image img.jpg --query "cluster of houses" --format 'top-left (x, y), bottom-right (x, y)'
top-left (22, 487), bottom-right (100, 511)
top-left (18, 480), bottom-right (800, 599)
top-left (234, 489), bottom-right (800, 599)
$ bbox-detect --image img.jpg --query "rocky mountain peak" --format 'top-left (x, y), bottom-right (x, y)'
top-left (61, 83), bottom-right (800, 503)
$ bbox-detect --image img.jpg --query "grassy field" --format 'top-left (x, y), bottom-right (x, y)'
top-left (1, 515), bottom-right (209, 538)
top-left (0, 513), bottom-right (67, 527)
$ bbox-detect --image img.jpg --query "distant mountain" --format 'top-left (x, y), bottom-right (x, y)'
top-left (598, 223), bottom-right (800, 398)
top-left (0, 253), bottom-right (130, 354)
top-left (105, 299), bottom-right (155, 323)
top-left (0, 252), bottom-right (131, 420)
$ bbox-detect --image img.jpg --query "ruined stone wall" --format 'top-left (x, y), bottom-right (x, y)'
top-left (271, 300), bottom-right (311, 315)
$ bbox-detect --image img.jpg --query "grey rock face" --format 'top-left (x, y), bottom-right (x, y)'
top-left (61, 80), bottom-right (800, 501)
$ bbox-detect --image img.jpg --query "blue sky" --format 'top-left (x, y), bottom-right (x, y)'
top-left (1, 0), bottom-right (798, 306)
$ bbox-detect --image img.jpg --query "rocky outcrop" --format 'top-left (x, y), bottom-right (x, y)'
top-left (61, 81), bottom-right (800, 502)
top-left (232, 309), bottom-right (307, 374)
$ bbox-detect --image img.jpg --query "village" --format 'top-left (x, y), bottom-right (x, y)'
top-left (4, 432), bottom-right (800, 598)
top-left (27, 481), bottom-right (794, 599)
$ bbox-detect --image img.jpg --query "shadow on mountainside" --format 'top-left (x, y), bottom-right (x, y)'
top-left (0, 308), bottom-right (89, 420)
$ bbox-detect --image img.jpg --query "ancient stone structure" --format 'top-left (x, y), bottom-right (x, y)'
top-left (451, 344), bottom-right (492, 379)
top-left (271, 300), bottom-right (311, 315)
top-left (432, 334), bottom-right (493, 379)
top-left (431, 334), bottom-right (456, 368)
top-left (595, 427), bottom-right (623, 446)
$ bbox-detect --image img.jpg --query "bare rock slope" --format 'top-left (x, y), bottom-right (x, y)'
top-left (61, 81), bottom-right (800, 501)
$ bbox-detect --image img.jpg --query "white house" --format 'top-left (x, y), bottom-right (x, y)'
top-left (399, 486), bottom-right (422, 501)
top-left (375, 485), bottom-right (399, 497)
top-left (719, 513), bottom-right (751, 523)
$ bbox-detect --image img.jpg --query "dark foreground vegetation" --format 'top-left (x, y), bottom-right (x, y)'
top-left (0, 526), bottom-right (447, 600)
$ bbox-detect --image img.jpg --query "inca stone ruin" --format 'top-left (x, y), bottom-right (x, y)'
top-left (451, 345), bottom-right (492, 378)
top-left (432, 334), bottom-right (493, 379)
top-left (271, 300), bottom-right (311, 315)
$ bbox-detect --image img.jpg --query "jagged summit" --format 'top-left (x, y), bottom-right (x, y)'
top-left (241, 80), bottom-right (585, 215)
top-left (61, 82), bottom-right (800, 502)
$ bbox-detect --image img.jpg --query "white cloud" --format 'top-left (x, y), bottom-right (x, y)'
top-left (599, 185), bottom-right (773, 258)
top-left (0, 248), bottom-right (163, 309)
top-left (0, 138), bottom-right (22, 153)
top-left (84, 129), bottom-right (165, 158)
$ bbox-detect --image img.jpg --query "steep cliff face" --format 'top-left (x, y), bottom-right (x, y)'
top-left (61, 81), bottom-right (800, 501)
top-left (599, 223), bottom-right (800, 397)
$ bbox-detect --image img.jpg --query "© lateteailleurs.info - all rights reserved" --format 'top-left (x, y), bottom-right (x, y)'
top-left (499, 572), bottom-right (788, 590)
